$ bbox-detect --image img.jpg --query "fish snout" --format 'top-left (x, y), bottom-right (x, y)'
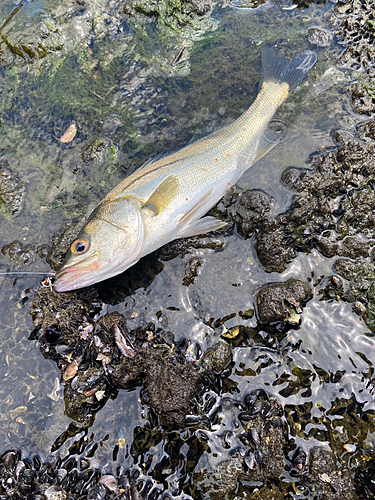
top-left (54, 256), bottom-right (100, 292)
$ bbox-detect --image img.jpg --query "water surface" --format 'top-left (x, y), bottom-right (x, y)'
top-left (0, 0), bottom-right (372, 497)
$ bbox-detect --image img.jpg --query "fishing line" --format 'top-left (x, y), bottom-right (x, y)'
top-left (0, 272), bottom-right (55, 276)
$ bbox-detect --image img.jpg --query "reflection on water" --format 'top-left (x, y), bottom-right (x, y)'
top-left (0, 0), bottom-right (374, 497)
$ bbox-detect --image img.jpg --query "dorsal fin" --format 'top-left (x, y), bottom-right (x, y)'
top-left (142, 175), bottom-right (179, 215)
top-left (137, 151), bottom-right (177, 170)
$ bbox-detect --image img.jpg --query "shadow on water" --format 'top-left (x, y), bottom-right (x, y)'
top-left (96, 255), bottom-right (165, 306)
top-left (1, 0), bottom-right (375, 498)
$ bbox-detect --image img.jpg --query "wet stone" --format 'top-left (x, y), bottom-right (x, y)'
top-left (0, 167), bottom-right (26, 218)
top-left (307, 27), bottom-right (333, 46)
top-left (255, 279), bottom-right (313, 325)
top-left (330, 257), bottom-right (375, 330)
top-left (183, 257), bottom-right (202, 286)
top-left (214, 187), bottom-right (271, 240)
top-left (350, 81), bottom-right (375, 116)
top-left (125, 0), bottom-right (213, 25)
top-left (143, 350), bottom-right (200, 427)
top-left (200, 341), bottom-right (232, 374)
top-left (255, 221), bottom-right (297, 273)
top-left (308, 447), bottom-right (356, 500)
top-left (1, 241), bottom-right (48, 267)
top-left (338, 236), bottom-right (371, 259)
top-left (333, 0), bottom-right (375, 80)
top-left (205, 457), bottom-right (243, 498)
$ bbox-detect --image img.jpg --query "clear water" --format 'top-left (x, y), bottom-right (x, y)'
top-left (0, 0), bottom-right (372, 496)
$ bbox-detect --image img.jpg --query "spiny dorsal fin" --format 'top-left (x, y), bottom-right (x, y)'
top-left (142, 175), bottom-right (179, 215)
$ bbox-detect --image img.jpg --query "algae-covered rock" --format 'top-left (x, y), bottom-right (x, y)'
top-left (200, 340), bottom-right (232, 374)
top-left (350, 80), bottom-right (375, 116)
top-left (332, 257), bottom-right (375, 331)
top-left (143, 349), bottom-right (200, 427)
top-left (308, 447), bottom-right (357, 500)
top-left (332, 0), bottom-right (375, 115)
top-left (125, 0), bottom-right (213, 27)
top-left (307, 26), bottom-right (333, 47)
top-left (256, 279), bottom-right (313, 325)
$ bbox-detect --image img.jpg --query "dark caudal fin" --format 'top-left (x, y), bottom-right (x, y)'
top-left (260, 45), bottom-right (317, 94)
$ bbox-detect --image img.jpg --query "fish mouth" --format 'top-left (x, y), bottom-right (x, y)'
top-left (54, 255), bottom-right (100, 292)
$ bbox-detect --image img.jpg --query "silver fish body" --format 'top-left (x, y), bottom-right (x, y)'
top-left (54, 47), bottom-right (316, 292)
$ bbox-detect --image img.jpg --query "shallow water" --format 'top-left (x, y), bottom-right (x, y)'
top-left (0, 0), bottom-right (373, 497)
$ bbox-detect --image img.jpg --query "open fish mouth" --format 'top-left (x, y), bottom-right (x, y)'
top-left (54, 256), bottom-right (100, 292)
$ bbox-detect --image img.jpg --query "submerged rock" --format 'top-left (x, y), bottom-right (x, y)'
top-left (255, 279), bottom-right (313, 325)
top-left (196, 390), bottom-right (287, 499)
top-left (308, 447), bottom-right (356, 500)
top-left (124, 0), bottom-right (213, 26)
top-left (0, 167), bottom-right (26, 218)
top-left (1, 240), bottom-right (48, 267)
top-left (307, 26), bottom-right (333, 47)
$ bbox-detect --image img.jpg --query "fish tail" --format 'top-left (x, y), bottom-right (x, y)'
top-left (261, 45), bottom-right (317, 94)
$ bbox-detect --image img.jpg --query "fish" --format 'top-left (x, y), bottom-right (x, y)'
top-left (54, 46), bottom-right (316, 292)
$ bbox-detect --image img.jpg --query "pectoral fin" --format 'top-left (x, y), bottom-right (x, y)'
top-left (178, 216), bottom-right (227, 238)
top-left (142, 175), bottom-right (179, 215)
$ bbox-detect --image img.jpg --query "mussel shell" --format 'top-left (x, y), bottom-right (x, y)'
top-left (148, 487), bottom-right (162, 500)
top-left (55, 468), bottom-right (68, 484)
top-left (249, 426), bottom-right (261, 447)
top-left (45, 485), bottom-right (67, 500)
top-left (21, 468), bottom-right (36, 483)
top-left (87, 484), bottom-right (107, 500)
top-left (98, 474), bottom-right (117, 492)
top-left (292, 448), bottom-right (307, 470)
top-left (244, 451), bottom-right (256, 470)
top-left (32, 455), bottom-right (42, 471)
top-left (44, 324), bottom-right (61, 344)
top-left (1, 450), bottom-right (21, 471)
top-left (15, 460), bottom-right (25, 478)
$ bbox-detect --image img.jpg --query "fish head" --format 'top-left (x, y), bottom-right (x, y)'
top-left (54, 198), bottom-right (144, 292)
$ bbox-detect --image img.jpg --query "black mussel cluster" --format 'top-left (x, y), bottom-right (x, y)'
top-left (194, 389), bottom-right (288, 498)
top-left (0, 449), bottom-right (140, 500)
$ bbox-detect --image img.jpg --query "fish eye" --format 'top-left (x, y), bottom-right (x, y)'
top-left (71, 237), bottom-right (90, 254)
